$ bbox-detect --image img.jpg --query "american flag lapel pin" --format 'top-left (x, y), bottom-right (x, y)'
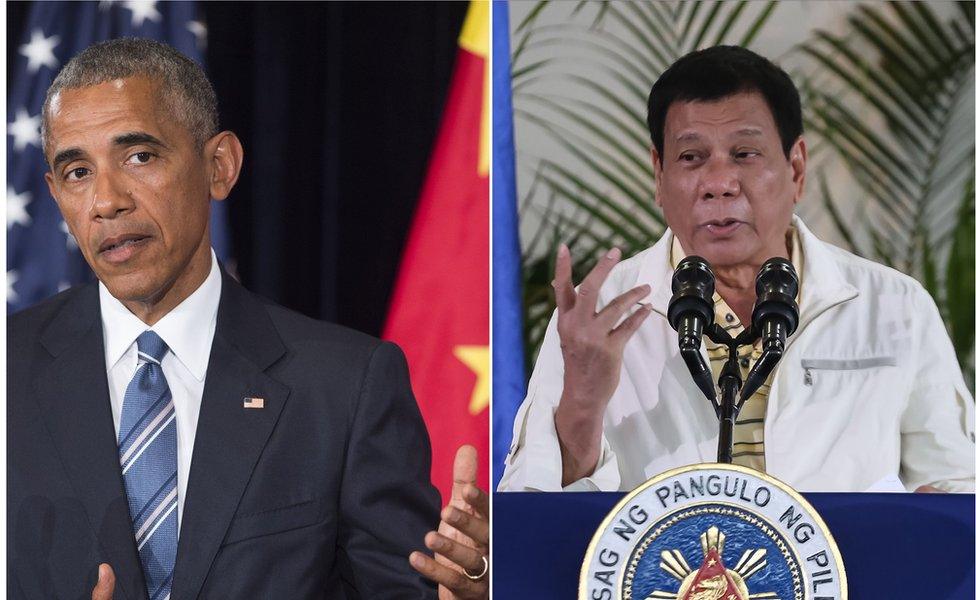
top-left (243, 397), bottom-right (265, 409)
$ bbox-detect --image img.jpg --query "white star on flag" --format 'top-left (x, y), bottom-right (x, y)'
top-left (7, 270), bottom-right (19, 304)
top-left (123, 0), bottom-right (161, 26)
top-left (7, 187), bottom-right (32, 229)
top-left (19, 29), bottom-right (60, 74)
top-left (60, 220), bottom-right (79, 250)
top-left (8, 108), bottom-right (41, 152)
top-left (187, 20), bottom-right (207, 50)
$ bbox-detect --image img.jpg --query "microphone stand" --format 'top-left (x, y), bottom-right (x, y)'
top-left (671, 256), bottom-right (797, 464)
top-left (704, 323), bottom-right (765, 464)
top-left (716, 358), bottom-right (741, 464)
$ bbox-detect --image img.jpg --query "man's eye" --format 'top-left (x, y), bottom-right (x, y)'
top-left (679, 153), bottom-right (699, 162)
top-left (735, 151), bottom-right (759, 159)
top-left (128, 151), bottom-right (154, 164)
top-left (65, 167), bottom-right (90, 182)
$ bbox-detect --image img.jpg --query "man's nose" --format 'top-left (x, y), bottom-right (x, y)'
top-left (89, 169), bottom-right (135, 219)
top-left (698, 159), bottom-right (740, 200)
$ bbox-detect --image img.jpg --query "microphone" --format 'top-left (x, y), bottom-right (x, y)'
top-left (738, 257), bottom-right (799, 405)
top-left (752, 257), bottom-right (799, 352)
top-left (668, 256), bottom-right (718, 408)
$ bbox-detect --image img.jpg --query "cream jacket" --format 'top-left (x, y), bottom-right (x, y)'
top-left (499, 217), bottom-right (975, 493)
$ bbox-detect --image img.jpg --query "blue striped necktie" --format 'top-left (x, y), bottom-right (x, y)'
top-left (118, 331), bottom-right (178, 600)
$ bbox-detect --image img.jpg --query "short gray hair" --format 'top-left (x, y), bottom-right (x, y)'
top-left (42, 38), bottom-right (218, 154)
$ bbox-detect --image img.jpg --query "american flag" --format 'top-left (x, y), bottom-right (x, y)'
top-left (7, 1), bottom-right (232, 313)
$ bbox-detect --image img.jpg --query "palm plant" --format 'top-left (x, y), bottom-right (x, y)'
top-left (512, 1), bottom-right (974, 390)
top-left (512, 1), bottom-right (778, 364)
top-left (801, 1), bottom-right (974, 385)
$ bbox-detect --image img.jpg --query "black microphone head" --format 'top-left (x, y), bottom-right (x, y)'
top-left (755, 257), bottom-right (799, 298)
top-left (667, 256), bottom-right (715, 331)
top-left (752, 257), bottom-right (799, 336)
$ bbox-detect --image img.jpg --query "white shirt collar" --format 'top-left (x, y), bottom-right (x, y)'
top-left (100, 248), bottom-right (222, 381)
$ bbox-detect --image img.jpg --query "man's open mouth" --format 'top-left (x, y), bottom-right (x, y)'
top-left (702, 219), bottom-right (744, 235)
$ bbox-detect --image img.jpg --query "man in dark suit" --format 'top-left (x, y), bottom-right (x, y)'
top-left (8, 38), bottom-right (489, 600)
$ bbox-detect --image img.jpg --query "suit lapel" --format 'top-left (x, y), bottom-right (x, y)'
top-left (35, 285), bottom-right (146, 600)
top-left (171, 275), bottom-right (288, 600)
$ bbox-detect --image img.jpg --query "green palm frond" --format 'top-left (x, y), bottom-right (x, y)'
top-left (802, 2), bottom-right (975, 378)
top-left (511, 1), bottom-right (973, 384)
top-left (513, 0), bottom-right (779, 362)
top-left (945, 174), bottom-right (975, 389)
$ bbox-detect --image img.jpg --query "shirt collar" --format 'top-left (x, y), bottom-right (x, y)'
top-left (100, 248), bottom-right (222, 381)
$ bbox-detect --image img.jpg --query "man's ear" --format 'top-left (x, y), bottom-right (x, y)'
top-left (651, 146), bottom-right (664, 208)
top-left (790, 136), bottom-right (807, 204)
top-left (205, 131), bottom-right (244, 201)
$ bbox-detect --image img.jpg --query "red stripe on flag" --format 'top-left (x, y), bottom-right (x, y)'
top-left (383, 46), bottom-right (489, 503)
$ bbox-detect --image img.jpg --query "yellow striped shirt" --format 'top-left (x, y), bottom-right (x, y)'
top-left (670, 229), bottom-right (803, 471)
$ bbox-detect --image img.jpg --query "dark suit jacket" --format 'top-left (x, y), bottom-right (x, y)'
top-left (8, 272), bottom-right (441, 599)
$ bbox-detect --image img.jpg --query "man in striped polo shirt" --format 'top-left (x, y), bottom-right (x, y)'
top-left (499, 45), bottom-right (974, 494)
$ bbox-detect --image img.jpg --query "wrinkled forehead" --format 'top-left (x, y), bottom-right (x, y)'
top-left (45, 77), bottom-right (179, 156)
top-left (49, 76), bottom-right (160, 120)
top-left (664, 91), bottom-right (778, 144)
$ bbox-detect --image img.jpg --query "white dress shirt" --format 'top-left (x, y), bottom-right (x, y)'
top-left (499, 217), bottom-right (975, 493)
top-left (101, 249), bottom-right (221, 528)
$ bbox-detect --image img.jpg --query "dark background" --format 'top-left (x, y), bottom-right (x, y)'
top-left (7, 1), bottom-right (468, 336)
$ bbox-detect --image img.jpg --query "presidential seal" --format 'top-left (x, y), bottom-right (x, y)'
top-left (580, 464), bottom-right (846, 600)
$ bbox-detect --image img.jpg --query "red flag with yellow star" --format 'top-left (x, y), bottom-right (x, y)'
top-left (383, 1), bottom-right (489, 501)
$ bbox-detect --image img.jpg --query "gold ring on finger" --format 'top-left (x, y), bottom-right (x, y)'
top-left (463, 555), bottom-right (488, 581)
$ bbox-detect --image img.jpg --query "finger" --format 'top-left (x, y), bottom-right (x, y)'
top-left (92, 563), bottom-right (115, 600)
top-left (552, 243), bottom-right (577, 312)
top-left (410, 551), bottom-right (483, 597)
top-left (443, 505), bottom-right (488, 546)
top-left (450, 445), bottom-right (478, 507)
top-left (595, 284), bottom-right (651, 327)
top-left (609, 304), bottom-right (653, 344)
top-left (462, 483), bottom-right (489, 519)
top-left (577, 247), bottom-right (622, 312)
top-left (426, 531), bottom-right (485, 574)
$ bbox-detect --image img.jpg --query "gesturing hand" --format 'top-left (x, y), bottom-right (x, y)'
top-left (410, 445), bottom-right (489, 599)
top-left (91, 564), bottom-right (115, 600)
top-left (553, 245), bottom-right (652, 484)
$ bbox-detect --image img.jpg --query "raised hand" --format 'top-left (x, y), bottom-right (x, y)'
top-left (409, 445), bottom-right (489, 599)
top-left (552, 245), bottom-right (652, 485)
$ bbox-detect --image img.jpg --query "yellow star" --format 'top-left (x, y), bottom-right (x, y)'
top-left (454, 345), bottom-right (489, 415)
top-left (708, 559), bottom-right (716, 567)
top-left (458, 0), bottom-right (489, 177)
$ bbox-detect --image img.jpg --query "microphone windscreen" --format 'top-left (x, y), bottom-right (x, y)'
top-left (667, 256), bottom-right (715, 331)
top-left (753, 257), bottom-right (799, 336)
